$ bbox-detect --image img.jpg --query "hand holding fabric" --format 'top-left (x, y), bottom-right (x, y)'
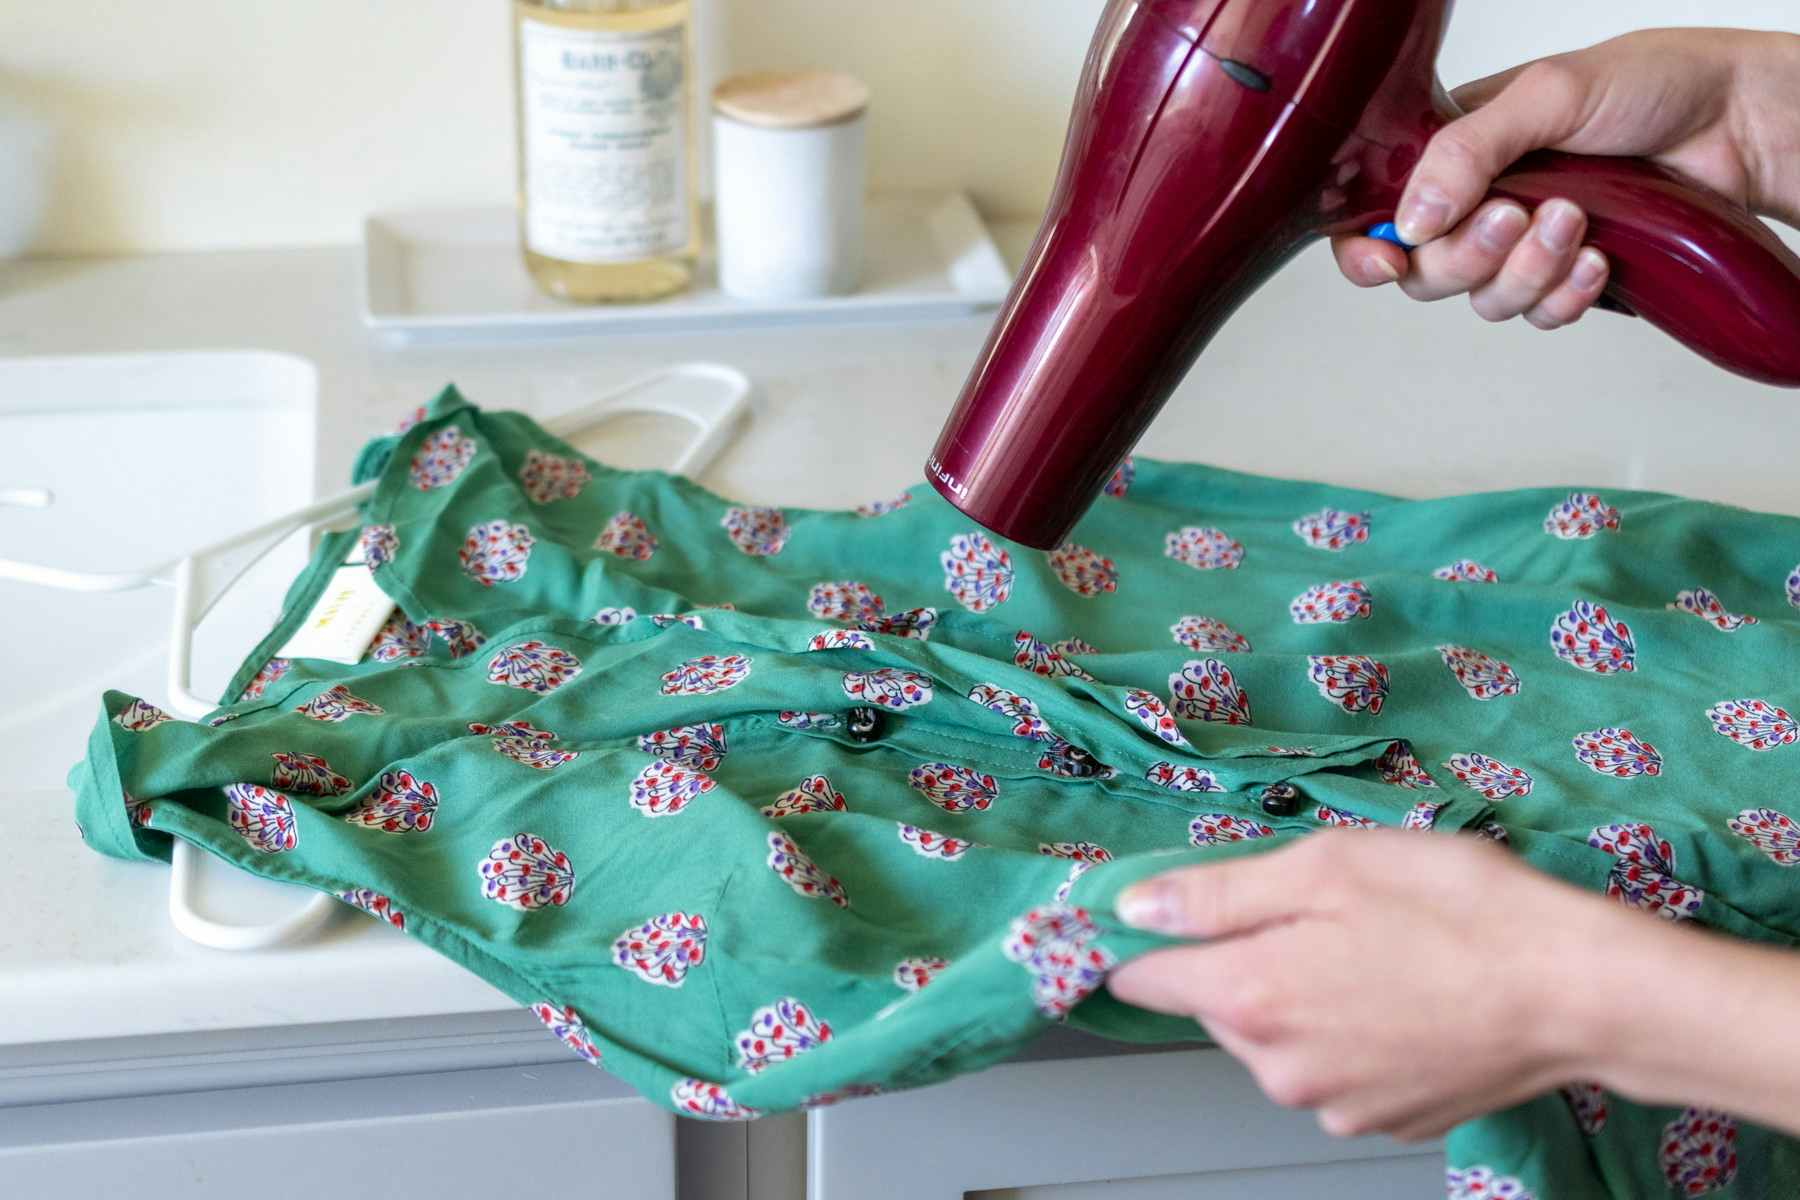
top-left (1109, 830), bottom-right (1800, 1143)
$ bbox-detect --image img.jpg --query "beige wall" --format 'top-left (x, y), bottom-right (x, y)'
top-left (3, 0), bottom-right (1795, 255)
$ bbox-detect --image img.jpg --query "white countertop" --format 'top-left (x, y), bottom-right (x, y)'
top-left (4, 222), bottom-right (1797, 1049)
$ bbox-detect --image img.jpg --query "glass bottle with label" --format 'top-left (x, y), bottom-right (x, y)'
top-left (513, 0), bottom-right (698, 302)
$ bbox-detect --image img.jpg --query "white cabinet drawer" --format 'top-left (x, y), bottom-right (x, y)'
top-left (0, 1061), bottom-right (675, 1200)
top-left (809, 1045), bottom-right (1440, 1200)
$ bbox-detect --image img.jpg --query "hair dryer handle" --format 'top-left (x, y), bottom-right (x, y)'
top-left (1484, 151), bottom-right (1800, 387)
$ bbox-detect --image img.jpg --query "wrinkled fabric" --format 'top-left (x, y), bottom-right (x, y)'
top-left (72, 386), bottom-right (1799, 1196)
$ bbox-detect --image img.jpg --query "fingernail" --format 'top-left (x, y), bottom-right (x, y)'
top-left (1366, 257), bottom-right (1400, 285)
top-left (1475, 204), bottom-right (1528, 253)
top-left (1572, 248), bottom-right (1608, 289)
top-left (1396, 187), bottom-right (1453, 246)
top-left (1117, 883), bottom-right (1174, 932)
top-left (1537, 201), bottom-right (1583, 253)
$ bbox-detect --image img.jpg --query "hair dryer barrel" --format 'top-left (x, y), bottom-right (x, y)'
top-left (927, 5), bottom-right (1340, 549)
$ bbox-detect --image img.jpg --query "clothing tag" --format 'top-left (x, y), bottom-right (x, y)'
top-left (274, 565), bottom-right (396, 665)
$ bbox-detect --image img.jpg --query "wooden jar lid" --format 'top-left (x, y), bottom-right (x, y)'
top-left (712, 70), bottom-right (871, 130)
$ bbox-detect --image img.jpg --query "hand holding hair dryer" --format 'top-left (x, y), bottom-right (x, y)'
top-left (927, 0), bottom-right (1800, 550)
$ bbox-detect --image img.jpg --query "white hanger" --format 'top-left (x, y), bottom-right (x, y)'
top-left (1, 363), bottom-right (753, 951)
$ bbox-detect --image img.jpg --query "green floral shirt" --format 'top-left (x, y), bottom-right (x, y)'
top-left (72, 387), bottom-right (1800, 1198)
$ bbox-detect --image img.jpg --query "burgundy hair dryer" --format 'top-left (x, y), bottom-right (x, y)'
top-left (927, 0), bottom-right (1800, 550)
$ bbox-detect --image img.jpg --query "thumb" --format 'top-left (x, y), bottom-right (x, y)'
top-left (1396, 59), bottom-right (1595, 245)
top-left (1448, 61), bottom-right (1535, 113)
top-left (1115, 846), bottom-right (1306, 939)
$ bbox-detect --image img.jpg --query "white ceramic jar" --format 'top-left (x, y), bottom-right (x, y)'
top-left (711, 70), bottom-right (869, 300)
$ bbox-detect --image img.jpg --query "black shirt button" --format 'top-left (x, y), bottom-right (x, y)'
top-left (1060, 745), bottom-right (1103, 779)
top-left (1260, 782), bottom-right (1300, 818)
top-left (846, 707), bottom-right (882, 743)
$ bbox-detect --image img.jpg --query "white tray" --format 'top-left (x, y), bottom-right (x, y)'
top-left (362, 191), bottom-right (1013, 341)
